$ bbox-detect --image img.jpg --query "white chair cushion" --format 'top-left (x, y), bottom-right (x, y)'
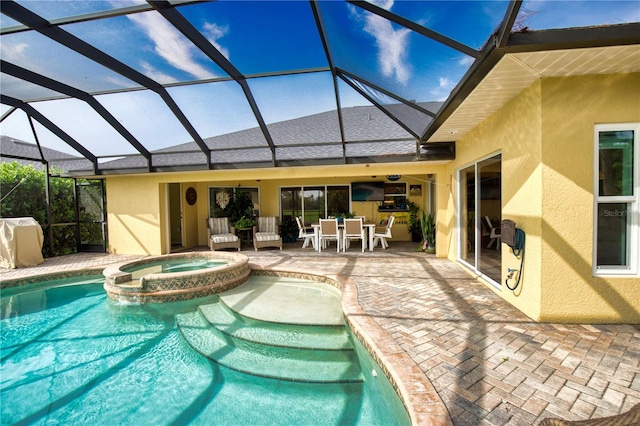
top-left (255, 232), bottom-right (280, 242)
top-left (211, 233), bottom-right (238, 243)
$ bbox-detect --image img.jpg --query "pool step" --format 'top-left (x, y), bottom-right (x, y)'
top-left (176, 310), bottom-right (363, 383)
top-left (199, 301), bottom-right (352, 350)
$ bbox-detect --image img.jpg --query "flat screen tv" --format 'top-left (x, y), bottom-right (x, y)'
top-left (351, 182), bottom-right (384, 202)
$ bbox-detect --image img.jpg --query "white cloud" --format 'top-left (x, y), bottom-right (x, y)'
top-left (1, 41), bottom-right (29, 61)
top-left (428, 77), bottom-right (455, 101)
top-left (127, 12), bottom-right (218, 80)
top-left (353, 0), bottom-right (412, 85)
top-left (0, 41), bottom-right (49, 77)
top-left (458, 56), bottom-right (474, 68)
top-left (439, 77), bottom-right (453, 89)
top-left (203, 22), bottom-right (230, 60)
top-left (369, 0), bottom-right (395, 10)
top-left (138, 61), bottom-right (178, 84)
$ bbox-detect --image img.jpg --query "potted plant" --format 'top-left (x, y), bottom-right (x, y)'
top-left (336, 211), bottom-right (355, 223)
top-left (234, 216), bottom-right (255, 230)
top-left (407, 201), bottom-right (421, 242)
top-left (280, 217), bottom-right (298, 243)
top-left (223, 189), bottom-right (254, 225)
top-left (420, 212), bottom-right (436, 254)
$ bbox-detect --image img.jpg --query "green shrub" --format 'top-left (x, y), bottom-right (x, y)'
top-left (1, 162), bottom-right (104, 257)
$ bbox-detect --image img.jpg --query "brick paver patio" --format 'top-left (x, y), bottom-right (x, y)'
top-left (2, 242), bottom-right (638, 425)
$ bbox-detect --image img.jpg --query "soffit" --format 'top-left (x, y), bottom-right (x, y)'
top-left (428, 44), bottom-right (640, 142)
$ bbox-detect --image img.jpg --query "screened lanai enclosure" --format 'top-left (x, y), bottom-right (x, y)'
top-left (3, 0), bottom-right (638, 174)
top-left (1, 1), bottom-right (638, 258)
top-left (2, 0), bottom-right (485, 174)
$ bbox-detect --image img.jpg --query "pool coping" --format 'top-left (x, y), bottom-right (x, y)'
top-left (0, 266), bottom-right (108, 290)
top-left (248, 263), bottom-right (453, 426)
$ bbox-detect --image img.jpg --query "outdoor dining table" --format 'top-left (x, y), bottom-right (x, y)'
top-left (310, 221), bottom-right (377, 252)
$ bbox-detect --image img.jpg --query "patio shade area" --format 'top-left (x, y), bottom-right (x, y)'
top-left (2, 0), bottom-right (639, 175)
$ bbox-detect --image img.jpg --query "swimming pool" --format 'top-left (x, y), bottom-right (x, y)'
top-left (0, 273), bottom-right (410, 425)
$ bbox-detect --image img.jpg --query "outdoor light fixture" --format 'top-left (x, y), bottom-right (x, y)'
top-left (386, 175), bottom-right (401, 181)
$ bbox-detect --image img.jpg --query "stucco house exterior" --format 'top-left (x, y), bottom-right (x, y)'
top-left (98, 70), bottom-right (639, 324)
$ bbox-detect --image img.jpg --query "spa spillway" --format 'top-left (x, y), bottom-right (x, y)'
top-left (103, 251), bottom-right (250, 304)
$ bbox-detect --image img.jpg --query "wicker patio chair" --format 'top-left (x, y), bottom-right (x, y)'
top-left (207, 217), bottom-right (240, 251)
top-left (253, 216), bottom-right (282, 251)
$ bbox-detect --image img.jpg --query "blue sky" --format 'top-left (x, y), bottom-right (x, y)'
top-left (1, 0), bottom-right (639, 157)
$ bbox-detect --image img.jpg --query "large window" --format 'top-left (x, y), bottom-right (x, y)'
top-left (280, 185), bottom-right (349, 224)
top-left (594, 123), bottom-right (639, 276)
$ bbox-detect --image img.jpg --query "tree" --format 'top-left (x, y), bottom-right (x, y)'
top-left (0, 162), bottom-right (46, 223)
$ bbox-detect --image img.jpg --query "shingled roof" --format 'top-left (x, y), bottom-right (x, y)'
top-left (0, 135), bottom-right (92, 172)
top-left (74, 102), bottom-right (441, 173)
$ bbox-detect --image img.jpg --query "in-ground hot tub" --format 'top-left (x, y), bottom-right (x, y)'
top-left (103, 251), bottom-right (250, 304)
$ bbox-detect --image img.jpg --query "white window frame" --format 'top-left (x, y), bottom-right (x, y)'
top-left (592, 123), bottom-right (639, 276)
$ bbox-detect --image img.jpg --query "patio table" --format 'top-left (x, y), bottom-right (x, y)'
top-left (310, 222), bottom-right (376, 252)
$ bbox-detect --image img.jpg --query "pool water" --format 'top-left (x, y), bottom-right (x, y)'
top-left (0, 276), bottom-right (409, 425)
top-left (122, 257), bottom-right (229, 279)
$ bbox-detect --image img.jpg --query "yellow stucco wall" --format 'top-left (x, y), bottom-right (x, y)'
top-left (446, 72), bottom-right (640, 323)
top-left (106, 162), bottom-right (442, 255)
top-left (446, 80), bottom-right (544, 321)
top-left (106, 176), bottom-right (163, 255)
top-left (539, 73), bottom-right (640, 323)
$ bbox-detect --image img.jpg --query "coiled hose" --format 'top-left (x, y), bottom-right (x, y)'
top-left (505, 228), bottom-right (525, 291)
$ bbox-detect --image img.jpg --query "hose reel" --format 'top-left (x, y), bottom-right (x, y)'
top-left (501, 219), bottom-right (525, 291)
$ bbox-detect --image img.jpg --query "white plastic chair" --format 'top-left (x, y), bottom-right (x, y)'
top-left (342, 218), bottom-right (366, 252)
top-left (372, 215), bottom-right (395, 249)
top-left (483, 216), bottom-right (501, 249)
top-left (296, 216), bottom-right (315, 249)
top-left (319, 218), bottom-right (340, 252)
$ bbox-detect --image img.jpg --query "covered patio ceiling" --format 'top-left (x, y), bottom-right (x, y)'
top-left (1, 0), bottom-right (639, 176)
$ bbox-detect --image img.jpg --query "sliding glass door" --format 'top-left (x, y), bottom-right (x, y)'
top-left (280, 185), bottom-right (349, 224)
top-left (458, 154), bottom-right (502, 286)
